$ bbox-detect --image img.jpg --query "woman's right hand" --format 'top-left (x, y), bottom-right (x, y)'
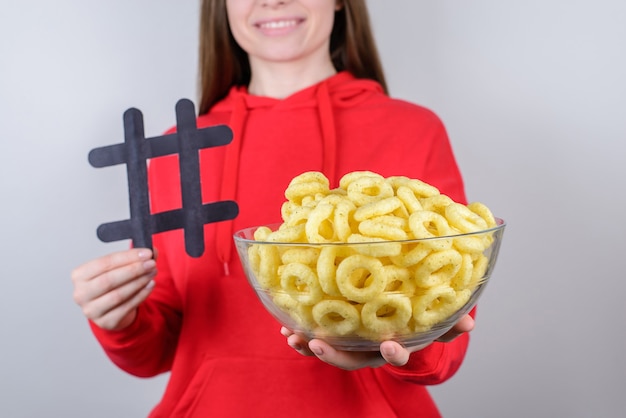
top-left (71, 248), bottom-right (157, 331)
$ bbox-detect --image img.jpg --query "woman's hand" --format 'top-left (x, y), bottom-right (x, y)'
top-left (281, 314), bottom-right (475, 370)
top-left (71, 248), bottom-right (157, 331)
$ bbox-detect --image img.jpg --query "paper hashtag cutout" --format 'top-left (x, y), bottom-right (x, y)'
top-left (88, 98), bottom-right (239, 257)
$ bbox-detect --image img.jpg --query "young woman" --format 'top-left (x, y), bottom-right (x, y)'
top-left (72, 1), bottom-right (475, 416)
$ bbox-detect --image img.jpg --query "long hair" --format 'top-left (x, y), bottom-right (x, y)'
top-left (197, 0), bottom-right (388, 115)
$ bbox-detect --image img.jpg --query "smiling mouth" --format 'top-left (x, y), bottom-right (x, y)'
top-left (257, 19), bottom-right (301, 30)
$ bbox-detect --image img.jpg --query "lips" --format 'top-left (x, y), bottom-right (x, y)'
top-left (258, 19), bottom-right (299, 30)
top-left (254, 17), bottom-right (305, 34)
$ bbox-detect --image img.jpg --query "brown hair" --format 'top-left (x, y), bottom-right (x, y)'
top-left (197, 0), bottom-right (388, 115)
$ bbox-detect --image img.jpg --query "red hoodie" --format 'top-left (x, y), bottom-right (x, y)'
top-left (90, 72), bottom-right (469, 417)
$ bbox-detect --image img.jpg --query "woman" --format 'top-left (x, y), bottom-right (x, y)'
top-left (72, 1), bottom-right (475, 416)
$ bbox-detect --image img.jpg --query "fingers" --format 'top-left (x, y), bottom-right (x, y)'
top-left (285, 336), bottom-right (414, 370)
top-left (79, 265), bottom-right (155, 318)
top-left (281, 327), bottom-right (417, 369)
top-left (307, 339), bottom-right (387, 371)
top-left (92, 280), bottom-right (155, 330)
top-left (282, 314), bottom-right (475, 371)
top-left (71, 248), bottom-right (153, 287)
top-left (71, 248), bottom-right (156, 330)
top-left (380, 341), bottom-right (411, 366)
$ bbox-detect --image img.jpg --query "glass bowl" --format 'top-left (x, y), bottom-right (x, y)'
top-left (234, 218), bottom-right (505, 351)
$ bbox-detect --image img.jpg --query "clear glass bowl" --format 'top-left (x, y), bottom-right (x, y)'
top-left (234, 218), bottom-right (506, 351)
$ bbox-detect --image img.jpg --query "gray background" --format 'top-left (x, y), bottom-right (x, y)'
top-left (1, 1), bottom-right (624, 417)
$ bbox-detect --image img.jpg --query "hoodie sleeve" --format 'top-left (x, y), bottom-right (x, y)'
top-left (88, 246), bottom-right (183, 378)
top-left (88, 151), bottom-right (185, 378)
top-left (379, 315), bottom-right (473, 385)
top-left (378, 101), bottom-right (474, 384)
top-left (418, 108), bottom-right (467, 205)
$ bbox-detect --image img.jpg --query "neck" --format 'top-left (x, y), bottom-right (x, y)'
top-left (247, 56), bottom-right (337, 99)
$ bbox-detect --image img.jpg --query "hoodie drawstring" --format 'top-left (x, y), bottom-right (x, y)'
top-left (215, 78), bottom-right (341, 276)
top-left (216, 93), bottom-right (248, 276)
top-left (316, 80), bottom-right (338, 188)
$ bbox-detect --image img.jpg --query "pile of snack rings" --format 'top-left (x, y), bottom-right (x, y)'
top-left (247, 171), bottom-right (497, 341)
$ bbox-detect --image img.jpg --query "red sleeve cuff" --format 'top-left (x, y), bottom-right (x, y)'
top-left (383, 333), bottom-right (469, 385)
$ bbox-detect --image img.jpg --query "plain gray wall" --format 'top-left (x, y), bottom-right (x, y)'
top-left (1, 1), bottom-right (624, 417)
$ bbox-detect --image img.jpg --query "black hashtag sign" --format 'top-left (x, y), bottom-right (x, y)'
top-left (88, 98), bottom-right (239, 258)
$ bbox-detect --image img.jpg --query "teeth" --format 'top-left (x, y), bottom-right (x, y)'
top-left (260, 20), bottom-right (297, 29)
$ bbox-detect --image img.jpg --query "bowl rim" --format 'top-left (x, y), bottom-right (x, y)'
top-left (233, 217), bottom-right (506, 246)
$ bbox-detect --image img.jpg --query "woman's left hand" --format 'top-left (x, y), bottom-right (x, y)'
top-left (281, 314), bottom-right (475, 370)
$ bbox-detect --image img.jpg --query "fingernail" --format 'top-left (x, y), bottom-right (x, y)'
top-left (145, 280), bottom-right (155, 289)
top-left (143, 260), bottom-right (156, 270)
top-left (138, 250), bottom-right (152, 260)
top-left (382, 345), bottom-right (396, 356)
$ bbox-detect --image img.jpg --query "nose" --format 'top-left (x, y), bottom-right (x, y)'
top-left (260, 0), bottom-right (292, 7)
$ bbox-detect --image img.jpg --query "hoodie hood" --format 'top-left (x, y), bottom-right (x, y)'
top-left (214, 71), bottom-right (384, 275)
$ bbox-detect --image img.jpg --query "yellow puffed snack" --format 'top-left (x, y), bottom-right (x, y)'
top-left (284, 171), bottom-right (330, 205)
top-left (335, 254), bottom-right (387, 303)
top-left (312, 299), bottom-right (361, 336)
top-left (346, 175), bottom-right (394, 206)
top-left (361, 293), bottom-right (413, 334)
top-left (279, 263), bottom-right (323, 305)
top-left (250, 170), bottom-right (498, 342)
top-left (413, 249), bottom-right (462, 288)
top-left (445, 202), bottom-right (488, 233)
top-left (305, 202), bottom-right (337, 243)
top-left (412, 284), bottom-right (458, 327)
top-left (316, 246), bottom-right (346, 297)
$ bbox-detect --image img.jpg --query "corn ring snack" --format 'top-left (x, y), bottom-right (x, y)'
top-left (316, 246), bottom-right (345, 297)
top-left (450, 253), bottom-right (474, 290)
top-left (267, 224), bottom-right (306, 243)
top-left (358, 217), bottom-right (408, 241)
top-left (385, 175), bottom-right (412, 190)
top-left (453, 234), bottom-right (488, 254)
top-left (282, 204), bottom-right (312, 227)
top-left (445, 202), bottom-right (488, 233)
top-left (346, 175), bottom-right (394, 206)
top-left (361, 294), bottom-right (412, 334)
top-left (396, 185), bottom-right (424, 213)
top-left (243, 170), bottom-right (500, 345)
top-left (404, 178), bottom-right (440, 198)
top-left (470, 254), bottom-right (489, 287)
top-left (354, 196), bottom-right (403, 221)
top-left (420, 194), bottom-right (453, 216)
top-left (413, 249), bottom-right (462, 288)
top-left (280, 247), bottom-right (320, 266)
top-left (468, 202), bottom-right (497, 228)
top-left (467, 201), bottom-right (497, 248)
top-left (412, 284), bottom-right (458, 327)
top-left (449, 288), bottom-right (472, 313)
top-left (312, 299), bottom-right (361, 336)
top-left (279, 263), bottom-right (323, 305)
top-left (389, 242), bottom-right (431, 268)
top-left (305, 202), bottom-right (337, 243)
top-left (246, 244), bottom-right (261, 276)
top-left (253, 226), bottom-right (273, 241)
top-left (273, 293), bottom-right (317, 330)
top-left (408, 211), bottom-right (453, 251)
top-left (255, 244), bottom-right (281, 289)
top-left (347, 234), bottom-right (403, 258)
top-left (333, 199), bottom-right (356, 242)
top-left (381, 265), bottom-right (416, 296)
top-left (371, 214), bottom-right (408, 230)
top-left (285, 171), bottom-right (330, 205)
top-left (338, 170), bottom-right (384, 190)
top-left (335, 254), bottom-right (386, 303)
